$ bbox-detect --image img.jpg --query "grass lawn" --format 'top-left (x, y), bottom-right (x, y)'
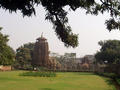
top-left (0, 71), bottom-right (116, 90)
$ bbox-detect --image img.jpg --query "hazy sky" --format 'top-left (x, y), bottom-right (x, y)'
top-left (0, 6), bottom-right (120, 57)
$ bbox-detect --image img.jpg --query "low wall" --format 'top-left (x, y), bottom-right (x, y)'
top-left (0, 66), bottom-right (12, 71)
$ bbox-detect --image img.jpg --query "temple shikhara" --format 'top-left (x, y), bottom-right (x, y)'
top-left (32, 35), bottom-right (49, 67)
top-left (32, 35), bottom-right (60, 70)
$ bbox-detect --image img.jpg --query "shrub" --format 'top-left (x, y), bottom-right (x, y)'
top-left (116, 78), bottom-right (120, 85)
top-left (95, 72), bottom-right (117, 79)
top-left (20, 71), bottom-right (56, 77)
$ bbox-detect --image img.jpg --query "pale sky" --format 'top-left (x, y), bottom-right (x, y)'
top-left (1, 6), bottom-right (120, 57)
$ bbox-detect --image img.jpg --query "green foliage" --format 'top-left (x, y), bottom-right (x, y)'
top-left (20, 71), bottom-right (56, 77)
top-left (15, 43), bottom-right (35, 69)
top-left (116, 78), bottom-right (120, 85)
top-left (0, 27), bottom-right (15, 65)
top-left (95, 40), bottom-right (120, 64)
top-left (0, 46), bottom-right (15, 65)
top-left (95, 72), bottom-right (118, 79)
top-left (1, 0), bottom-right (120, 47)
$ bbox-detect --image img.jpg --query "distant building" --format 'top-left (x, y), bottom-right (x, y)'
top-left (75, 58), bottom-right (82, 64)
top-left (75, 55), bottom-right (95, 64)
top-left (81, 55), bottom-right (95, 64)
top-left (71, 55), bottom-right (95, 71)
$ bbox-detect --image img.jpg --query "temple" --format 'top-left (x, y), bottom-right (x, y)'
top-left (32, 35), bottom-right (60, 70)
top-left (32, 35), bottom-right (49, 67)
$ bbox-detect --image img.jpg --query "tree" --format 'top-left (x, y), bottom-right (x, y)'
top-left (1, 0), bottom-right (120, 47)
top-left (15, 43), bottom-right (34, 69)
top-left (0, 27), bottom-right (15, 65)
top-left (95, 40), bottom-right (120, 64)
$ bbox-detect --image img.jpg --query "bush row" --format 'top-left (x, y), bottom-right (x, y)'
top-left (20, 71), bottom-right (56, 77)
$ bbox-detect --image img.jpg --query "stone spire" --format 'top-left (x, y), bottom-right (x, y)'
top-left (32, 35), bottom-right (49, 67)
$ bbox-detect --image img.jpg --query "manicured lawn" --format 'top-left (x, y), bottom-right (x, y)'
top-left (0, 71), bottom-right (116, 90)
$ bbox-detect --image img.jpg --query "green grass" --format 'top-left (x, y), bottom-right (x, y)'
top-left (0, 71), bottom-right (116, 90)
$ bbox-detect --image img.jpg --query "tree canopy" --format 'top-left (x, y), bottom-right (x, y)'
top-left (15, 42), bottom-right (34, 69)
top-left (0, 0), bottom-right (120, 47)
top-left (95, 40), bottom-right (120, 64)
top-left (0, 27), bottom-right (15, 65)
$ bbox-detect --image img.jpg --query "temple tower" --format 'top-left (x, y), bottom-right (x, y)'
top-left (32, 35), bottom-right (49, 67)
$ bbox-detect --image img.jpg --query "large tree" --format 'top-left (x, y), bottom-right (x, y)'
top-left (95, 40), bottom-right (120, 64)
top-left (15, 43), bottom-right (34, 69)
top-left (0, 0), bottom-right (120, 47)
top-left (0, 27), bottom-right (15, 65)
